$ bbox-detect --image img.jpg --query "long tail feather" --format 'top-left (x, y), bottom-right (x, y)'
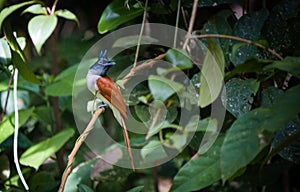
top-left (121, 117), bottom-right (135, 171)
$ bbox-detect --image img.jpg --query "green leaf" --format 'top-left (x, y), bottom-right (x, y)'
top-left (112, 35), bottom-right (158, 48)
top-left (148, 75), bottom-right (185, 101)
top-left (225, 59), bottom-right (272, 80)
top-left (198, 40), bottom-right (225, 107)
top-left (54, 64), bottom-right (78, 82)
top-left (0, 38), bottom-right (11, 65)
top-left (45, 80), bottom-right (72, 96)
top-left (28, 171), bottom-right (58, 192)
top-left (230, 9), bottom-right (269, 66)
top-left (28, 15), bottom-right (58, 55)
top-left (263, 0), bottom-right (300, 53)
top-left (55, 9), bottom-right (79, 25)
top-left (44, 64), bottom-right (78, 96)
top-left (272, 119), bottom-right (300, 164)
top-left (22, 4), bottom-right (47, 15)
top-left (78, 184), bottom-right (94, 192)
top-left (261, 87), bottom-right (283, 108)
top-left (0, 108), bottom-right (34, 144)
top-left (65, 158), bottom-right (99, 192)
top-left (127, 186), bottom-right (144, 192)
top-left (265, 56), bottom-right (300, 78)
top-left (0, 154), bottom-right (10, 182)
top-left (0, 1), bottom-right (36, 30)
top-left (171, 136), bottom-right (224, 192)
top-left (165, 49), bottom-right (193, 69)
top-left (98, 0), bottom-right (144, 34)
top-left (221, 85), bottom-right (300, 181)
top-left (20, 128), bottom-right (75, 170)
top-left (222, 78), bottom-right (260, 118)
top-left (140, 140), bottom-right (168, 162)
top-left (202, 10), bottom-right (233, 54)
top-left (3, 22), bottom-right (40, 84)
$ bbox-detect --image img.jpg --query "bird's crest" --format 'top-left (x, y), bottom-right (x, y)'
top-left (98, 50), bottom-right (108, 64)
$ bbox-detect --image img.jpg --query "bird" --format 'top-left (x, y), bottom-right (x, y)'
top-left (86, 50), bottom-right (135, 171)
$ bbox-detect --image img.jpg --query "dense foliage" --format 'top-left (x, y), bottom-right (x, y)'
top-left (0, 0), bottom-right (299, 191)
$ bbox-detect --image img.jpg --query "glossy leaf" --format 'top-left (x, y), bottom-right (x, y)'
top-left (0, 1), bottom-right (35, 29)
top-left (265, 56), bottom-right (300, 78)
top-left (3, 22), bottom-right (40, 84)
top-left (263, 0), bottom-right (300, 53)
top-left (28, 15), bottom-right (58, 55)
top-left (20, 128), bottom-right (75, 170)
top-left (230, 9), bottom-right (269, 66)
top-left (272, 119), bottom-right (300, 164)
top-left (127, 186), bottom-right (144, 192)
top-left (141, 140), bottom-right (167, 162)
top-left (112, 35), bottom-right (158, 48)
top-left (165, 49), bottom-right (193, 69)
top-left (0, 108), bottom-right (34, 144)
top-left (22, 4), bottom-right (47, 15)
top-left (222, 78), bottom-right (260, 118)
top-left (171, 136), bottom-right (224, 192)
top-left (78, 184), bottom-right (94, 192)
top-left (98, 0), bottom-right (144, 34)
top-left (198, 40), bottom-right (225, 107)
top-left (148, 75), bottom-right (185, 101)
top-left (221, 84), bottom-right (300, 181)
top-left (202, 10), bottom-right (233, 54)
top-left (28, 171), bottom-right (58, 192)
top-left (0, 38), bottom-right (11, 65)
top-left (261, 87), bottom-right (283, 108)
top-left (0, 155), bottom-right (10, 182)
top-left (45, 64), bottom-right (78, 96)
top-left (55, 9), bottom-right (79, 25)
top-left (65, 158), bottom-right (99, 192)
top-left (225, 59), bottom-right (271, 80)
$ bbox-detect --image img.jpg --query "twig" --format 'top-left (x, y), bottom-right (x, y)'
top-left (51, 0), bottom-right (59, 15)
top-left (58, 108), bottom-right (104, 192)
top-left (173, 0), bottom-right (181, 48)
top-left (133, 0), bottom-right (148, 68)
top-left (183, 0), bottom-right (198, 49)
top-left (13, 68), bottom-right (29, 191)
top-left (190, 34), bottom-right (283, 60)
top-left (0, 70), bottom-right (15, 122)
top-left (122, 53), bottom-right (166, 85)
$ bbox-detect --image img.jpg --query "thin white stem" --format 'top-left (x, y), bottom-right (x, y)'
top-left (13, 68), bottom-right (29, 191)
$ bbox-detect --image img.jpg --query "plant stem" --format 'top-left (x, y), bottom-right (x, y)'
top-left (183, 0), bottom-right (198, 49)
top-left (58, 108), bottom-right (104, 192)
top-left (191, 34), bottom-right (283, 60)
top-left (51, 0), bottom-right (59, 14)
top-left (133, 0), bottom-right (148, 68)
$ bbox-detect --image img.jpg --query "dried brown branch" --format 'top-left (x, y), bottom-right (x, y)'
top-left (183, 0), bottom-right (199, 49)
top-left (122, 53), bottom-right (166, 85)
top-left (58, 108), bottom-right (104, 192)
top-left (191, 34), bottom-right (283, 60)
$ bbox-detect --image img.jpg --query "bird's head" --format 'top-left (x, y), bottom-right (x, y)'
top-left (88, 50), bottom-right (116, 76)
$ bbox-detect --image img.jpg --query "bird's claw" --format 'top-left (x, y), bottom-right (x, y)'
top-left (98, 104), bottom-right (108, 111)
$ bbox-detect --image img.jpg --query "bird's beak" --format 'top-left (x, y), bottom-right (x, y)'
top-left (106, 61), bottom-right (116, 66)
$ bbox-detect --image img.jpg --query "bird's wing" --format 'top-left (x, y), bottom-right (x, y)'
top-left (96, 76), bottom-right (127, 119)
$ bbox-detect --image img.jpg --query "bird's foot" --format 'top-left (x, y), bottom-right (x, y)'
top-left (98, 104), bottom-right (108, 111)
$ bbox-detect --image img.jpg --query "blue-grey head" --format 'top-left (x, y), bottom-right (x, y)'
top-left (88, 50), bottom-right (116, 76)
